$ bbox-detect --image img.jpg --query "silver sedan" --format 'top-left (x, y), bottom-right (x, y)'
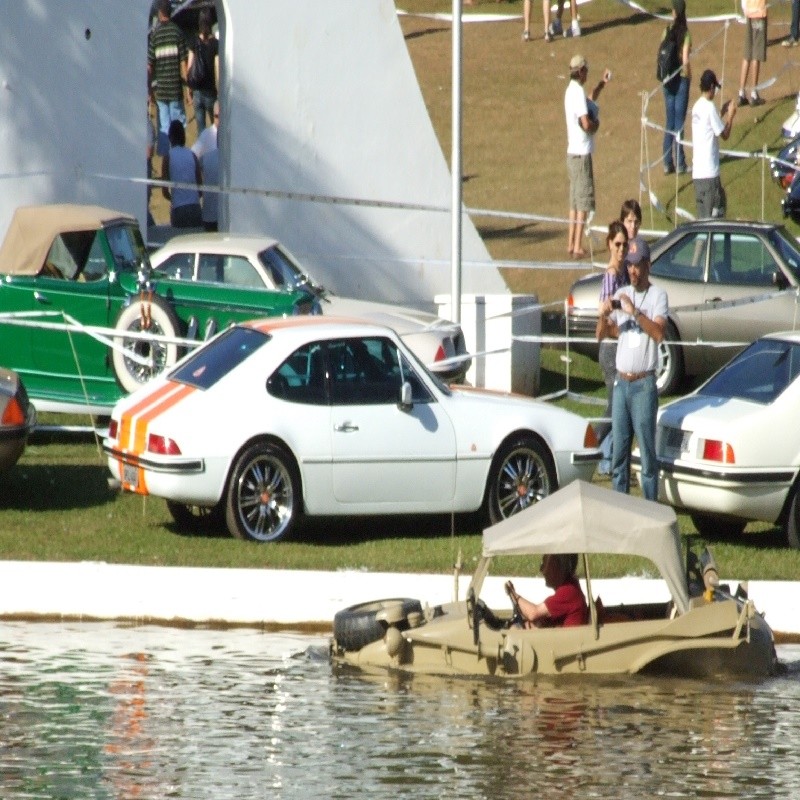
top-left (566, 220), bottom-right (800, 394)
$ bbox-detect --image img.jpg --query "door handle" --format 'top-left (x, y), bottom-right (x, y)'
top-left (334, 422), bottom-right (359, 433)
top-left (33, 291), bottom-right (50, 304)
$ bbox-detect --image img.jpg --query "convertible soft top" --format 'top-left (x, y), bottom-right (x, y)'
top-left (482, 480), bottom-right (690, 613)
top-left (0, 204), bottom-right (136, 277)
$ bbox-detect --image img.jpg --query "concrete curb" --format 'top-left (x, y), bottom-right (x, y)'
top-left (0, 561), bottom-right (796, 637)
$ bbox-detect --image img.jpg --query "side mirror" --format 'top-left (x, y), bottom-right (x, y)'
top-left (398, 381), bottom-right (413, 410)
top-left (773, 269), bottom-right (790, 290)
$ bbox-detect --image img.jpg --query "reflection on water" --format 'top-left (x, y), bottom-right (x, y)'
top-left (0, 623), bottom-right (798, 799)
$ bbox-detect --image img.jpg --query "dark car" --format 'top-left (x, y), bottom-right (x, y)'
top-left (770, 135), bottom-right (800, 191)
top-left (566, 219), bottom-right (800, 395)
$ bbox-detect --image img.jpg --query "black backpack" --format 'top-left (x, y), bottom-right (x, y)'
top-left (656, 26), bottom-right (682, 90)
top-left (187, 40), bottom-right (208, 90)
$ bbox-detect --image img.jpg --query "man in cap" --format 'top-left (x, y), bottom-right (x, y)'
top-left (564, 54), bottom-right (611, 258)
top-left (690, 69), bottom-right (736, 219)
top-left (596, 236), bottom-right (668, 501)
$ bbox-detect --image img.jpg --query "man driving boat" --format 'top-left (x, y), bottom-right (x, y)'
top-left (505, 553), bottom-right (588, 628)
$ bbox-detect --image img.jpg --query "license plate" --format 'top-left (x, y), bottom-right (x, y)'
top-left (663, 426), bottom-right (692, 456)
top-left (123, 463), bottom-right (139, 489)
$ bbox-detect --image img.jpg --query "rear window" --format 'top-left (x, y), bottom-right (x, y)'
top-left (698, 338), bottom-right (800, 404)
top-left (171, 326), bottom-right (270, 389)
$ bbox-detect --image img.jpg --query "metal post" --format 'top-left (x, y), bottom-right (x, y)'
top-left (451, 0), bottom-right (463, 324)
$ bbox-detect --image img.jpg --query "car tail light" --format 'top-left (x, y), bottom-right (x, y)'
top-left (701, 439), bottom-right (735, 464)
top-left (433, 343), bottom-right (446, 364)
top-left (108, 419), bottom-right (118, 440)
top-left (567, 294), bottom-right (575, 310)
top-left (584, 424), bottom-right (599, 448)
top-left (1, 396), bottom-right (26, 426)
top-left (148, 433), bottom-right (182, 455)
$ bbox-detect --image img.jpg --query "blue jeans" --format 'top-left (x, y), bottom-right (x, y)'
top-left (611, 373), bottom-right (659, 501)
top-left (793, 0), bottom-right (800, 41)
top-left (156, 99), bottom-right (187, 157)
top-left (193, 89), bottom-right (216, 136)
top-left (662, 77), bottom-right (690, 172)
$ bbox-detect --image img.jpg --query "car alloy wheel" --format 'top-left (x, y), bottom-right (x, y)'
top-left (485, 435), bottom-right (556, 524)
top-left (225, 441), bottom-right (300, 542)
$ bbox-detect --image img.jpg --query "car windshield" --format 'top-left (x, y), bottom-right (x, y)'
top-left (768, 227), bottom-right (800, 282)
top-left (171, 326), bottom-right (270, 389)
top-left (105, 222), bottom-right (150, 272)
top-left (697, 338), bottom-right (800, 404)
top-left (258, 245), bottom-right (310, 291)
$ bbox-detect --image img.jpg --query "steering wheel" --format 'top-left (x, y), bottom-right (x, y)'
top-left (466, 587), bottom-right (480, 646)
top-left (505, 581), bottom-right (524, 627)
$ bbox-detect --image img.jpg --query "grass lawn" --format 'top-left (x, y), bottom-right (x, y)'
top-left (3, 0), bottom-right (799, 581)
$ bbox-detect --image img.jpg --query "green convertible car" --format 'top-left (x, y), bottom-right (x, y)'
top-left (0, 204), bottom-right (314, 414)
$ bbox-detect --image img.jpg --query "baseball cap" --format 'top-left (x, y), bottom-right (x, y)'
top-left (625, 236), bottom-right (651, 265)
top-left (700, 69), bottom-right (721, 92)
top-left (569, 54), bottom-right (588, 71)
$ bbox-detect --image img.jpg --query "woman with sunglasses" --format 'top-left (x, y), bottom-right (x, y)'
top-left (596, 220), bottom-right (630, 473)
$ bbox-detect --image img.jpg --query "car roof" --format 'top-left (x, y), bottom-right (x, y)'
top-left (243, 315), bottom-right (398, 339)
top-left (0, 203), bottom-right (137, 277)
top-left (153, 232), bottom-right (280, 259)
top-left (762, 330), bottom-right (800, 344)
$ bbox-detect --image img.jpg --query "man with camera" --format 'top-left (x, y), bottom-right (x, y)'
top-left (596, 237), bottom-right (668, 502)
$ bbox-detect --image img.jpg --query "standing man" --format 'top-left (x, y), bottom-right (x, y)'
top-left (691, 69), bottom-right (736, 219)
top-left (782, 0), bottom-right (799, 47)
top-left (564, 54), bottom-right (610, 258)
top-left (737, 0), bottom-right (768, 106)
top-left (596, 237), bottom-right (668, 502)
top-left (148, 0), bottom-right (191, 156)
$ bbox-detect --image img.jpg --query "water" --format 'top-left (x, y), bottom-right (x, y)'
top-left (1, 623), bottom-right (798, 799)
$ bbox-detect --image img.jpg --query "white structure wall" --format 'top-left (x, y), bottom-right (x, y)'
top-left (0, 0), bottom-right (506, 310)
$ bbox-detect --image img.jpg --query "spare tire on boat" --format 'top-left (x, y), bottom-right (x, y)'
top-left (333, 598), bottom-right (423, 652)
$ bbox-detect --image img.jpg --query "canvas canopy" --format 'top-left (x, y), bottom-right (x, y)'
top-left (482, 480), bottom-right (690, 614)
top-left (0, 204), bottom-right (136, 277)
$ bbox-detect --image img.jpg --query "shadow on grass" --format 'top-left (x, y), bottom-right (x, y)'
top-left (476, 222), bottom-right (561, 248)
top-left (0, 463), bottom-right (117, 511)
top-left (699, 525), bottom-right (789, 551)
top-left (295, 511), bottom-right (482, 545)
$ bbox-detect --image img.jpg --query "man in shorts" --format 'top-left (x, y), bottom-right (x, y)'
top-left (691, 69), bottom-right (736, 218)
top-left (738, 0), bottom-right (768, 106)
top-left (563, 54), bottom-right (610, 258)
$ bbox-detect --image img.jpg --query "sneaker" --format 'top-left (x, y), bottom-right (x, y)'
top-left (522, 29), bottom-right (530, 42)
top-left (544, 30), bottom-right (552, 42)
top-left (750, 93), bottom-right (765, 107)
top-left (571, 19), bottom-right (581, 37)
top-left (551, 18), bottom-right (562, 37)
top-left (664, 165), bottom-right (675, 176)
top-left (783, 37), bottom-right (799, 47)
top-left (677, 165), bottom-right (689, 175)
top-left (737, 93), bottom-right (749, 107)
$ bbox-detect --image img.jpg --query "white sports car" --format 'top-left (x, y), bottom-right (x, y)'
top-left (656, 332), bottom-right (800, 548)
top-left (150, 233), bottom-right (471, 382)
top-left (104, 317), bottom-right (600, 542)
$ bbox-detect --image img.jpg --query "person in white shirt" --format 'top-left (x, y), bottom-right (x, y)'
top-left (595, 237), bottom-right (668, 501)
top-left (564, 54), bottom-right (610, 258)
top-left (690, 69), bottom-right (736, 218)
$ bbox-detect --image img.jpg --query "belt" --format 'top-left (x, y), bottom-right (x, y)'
top-left (618, 370), bottom-right (654, 382)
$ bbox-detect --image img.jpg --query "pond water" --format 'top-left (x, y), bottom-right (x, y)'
top-left (1, 623), bottom-right (798, 799)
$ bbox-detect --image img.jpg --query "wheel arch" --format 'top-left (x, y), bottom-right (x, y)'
top-left (223, 433), bottom-right (305, 512)
top-left (481, 428), bottom-right (559, 505)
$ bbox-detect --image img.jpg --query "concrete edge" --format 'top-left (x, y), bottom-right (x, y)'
top-left (0, 561), bottom-right (797, 638)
